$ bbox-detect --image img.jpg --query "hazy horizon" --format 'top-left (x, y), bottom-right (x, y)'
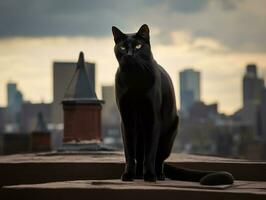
top-left (1, 0), bottom-right (266, 114)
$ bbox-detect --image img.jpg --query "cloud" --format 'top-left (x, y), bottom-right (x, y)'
top-left (158, 0), bottom-right (266, 53)
top-left (0, 0), bottom-right (265, 53)
top-left (219, 0), bottom-right (242, 10)
top-left (160, 0), bottom-right (211, 13)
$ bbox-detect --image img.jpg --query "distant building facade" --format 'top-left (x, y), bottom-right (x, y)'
top-left (242, 64), bottom-right (264, 127)
top-left (243, 64), bottom-right (264, 107)
top-left (7, 82), bottom-right (23, 124)
top-left (0, 107), bottom-right (6, 132)
top-left (101, 85), bottom-right (119, 127)
top-left (188, 101), bottom-right (218, 122)
top-left (20, 102), bottom-right (52, 133)
top-left (52, 61), bottom-right (95, 127)
top-left (62, 52), bottom-right (103, 142)
top-left (101, 85), bottom-right (121, 148)
top-left (179, 69), bottom-right (200, 117)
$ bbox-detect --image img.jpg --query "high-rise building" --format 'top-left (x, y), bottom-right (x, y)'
top-left (101, 85), bottom-right (121, 148)
top-left (243, 64), bottom-right (264, 107)
top-left (179, 68), bottom-right (201, 116)
top-left (242, 64), bottom-right (264, 126)
top-left (6, 82), bottom-right (23, 123)
top-left (52, 61), bottom-right (95, 126)
top-left (101, 85), bottom-right (120, 127)
top-left (7, 83), bottom-right (17, 108)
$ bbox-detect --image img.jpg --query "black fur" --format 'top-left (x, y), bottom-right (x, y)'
top-left (112, 24), bottom-right (234, 185)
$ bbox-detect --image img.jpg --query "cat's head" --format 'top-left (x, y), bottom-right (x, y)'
top-left (112, 24), bottom-right (152, 66)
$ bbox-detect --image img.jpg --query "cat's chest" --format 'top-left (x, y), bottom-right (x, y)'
top-left (117, 65), bottom-right (156, 93)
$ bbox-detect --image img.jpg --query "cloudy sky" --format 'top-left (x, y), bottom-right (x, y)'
top-left (0, 0), bottom-right (266, 114)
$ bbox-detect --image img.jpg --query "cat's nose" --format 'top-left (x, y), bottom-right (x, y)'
top-left (127, 49), bottom-right (133, 56)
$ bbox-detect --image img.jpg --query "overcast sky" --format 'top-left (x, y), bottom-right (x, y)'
top-left (0, 0), bottom-right (266, 114)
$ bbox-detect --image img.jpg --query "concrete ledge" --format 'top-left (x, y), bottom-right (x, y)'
top-left (1, 180), bottom-right (266, 200)
top-left (0, 152), bottom-right (265, 186)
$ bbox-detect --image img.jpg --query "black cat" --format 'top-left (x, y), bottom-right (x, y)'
top-left (112, 24), bottom-right (234, 185)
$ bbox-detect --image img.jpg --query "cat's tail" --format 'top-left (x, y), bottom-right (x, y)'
top-left (164, 164), bottom-right (234, 185)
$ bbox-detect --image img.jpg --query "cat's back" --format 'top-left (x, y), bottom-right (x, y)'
top-left (156, 63), bottom-right (177, 119)
top-left (157, 64), bottom-right (175, 98)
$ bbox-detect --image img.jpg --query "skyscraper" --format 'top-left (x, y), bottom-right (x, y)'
top-left (101, 85), bottom-right (121, 148)
top-left (52, 60), bottom-right (95, 126)
top-left (6, 82), bottom-right (23, 123)
top-left (7, 83), bottom-right (17, 108)
top-left (101, 85), bottom-right (120, 128)
top-left (179, 68), bottom-right (200, 116)
top-left (243, 64), bottom-right (264, 107)
top-left (242, 64), bottom-right (264, 127)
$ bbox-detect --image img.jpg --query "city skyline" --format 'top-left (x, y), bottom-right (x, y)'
top-left (1, 62), bottom-right (265, 115)
top-left (1, 0), bottom-right (266, 114)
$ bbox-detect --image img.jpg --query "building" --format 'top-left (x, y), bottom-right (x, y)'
top-left (52, 60), bottom-right (95, 127)
top-left (0, 133), bottom-right (31, 155)
top-left (188, 101), bottom-right (218, 122)
top-left (0, 107), bottom-right (6, 132)
top-left (6, 82), bottom-right (23, 123)
top-left (242, 64), bottom-right (264, 127)
top-left (179, 68), bottom-right (200, 117)
top-left (19, 102), bottom-right (52, 133)
top-left (243, 64), bottom-right (264, 107)
top-left (101, 85), bottom-right (121, 148)
top-left (62, 52), bottom-right (103, 143)
top-left (31, 112), bottom-right (52, 152)
top-left (101, 85), bottom-right (120, 128)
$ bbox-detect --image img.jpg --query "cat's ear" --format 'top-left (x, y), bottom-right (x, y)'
top-left (112, 26), bottom-right (126, 44)
top-left (137, 24), bottom-right (150, 41)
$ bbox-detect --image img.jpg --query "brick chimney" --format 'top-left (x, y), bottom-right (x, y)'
top-left (62, 52), bottom-right (104, 143)
top-left (31, 112), bottom-right (52, 152)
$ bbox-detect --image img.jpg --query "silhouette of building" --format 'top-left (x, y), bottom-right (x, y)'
top-left (188, 101), bottom-right (218, 122)
top-left (101, 85), bottom-right (119, 128)
top-left (101, 85), bottom-right (121, 148)
top-left (0, 133), bottom-right (31, 155)
top-left (6, 82), bottom-right (23, 124)
top-left (62, 52), bottom-right (103, 143)
top-left (242, 64), bottom-right (264, 128)
top-left (20, 102), bottom-right (52, 133)
top-left (31, 112), bottom-right (52, 152)
top-left (0, 107), bottom-right (6, 132)
top-left (179, 68), bottom-right (200, 117)
top-left (243, 64), bottom-right (264, 107)
top-left (52, 60), bottom-right (95, 127)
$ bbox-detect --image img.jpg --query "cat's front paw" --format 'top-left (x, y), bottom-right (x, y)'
top-left (144, 172), bottom-right (156, 182)
top-left (121, 172), bottom-right (135, 181)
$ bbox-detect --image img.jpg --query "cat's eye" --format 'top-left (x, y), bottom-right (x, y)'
top-left (120, 46), bottom-right (126, 50)
top-left (135, 44), bottom-right (142, 49)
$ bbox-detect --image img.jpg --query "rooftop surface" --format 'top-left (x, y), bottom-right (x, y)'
top-left (0, 152), bottom-right (266, 199)
top-left (0, 151), bottom-right (246, 163)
